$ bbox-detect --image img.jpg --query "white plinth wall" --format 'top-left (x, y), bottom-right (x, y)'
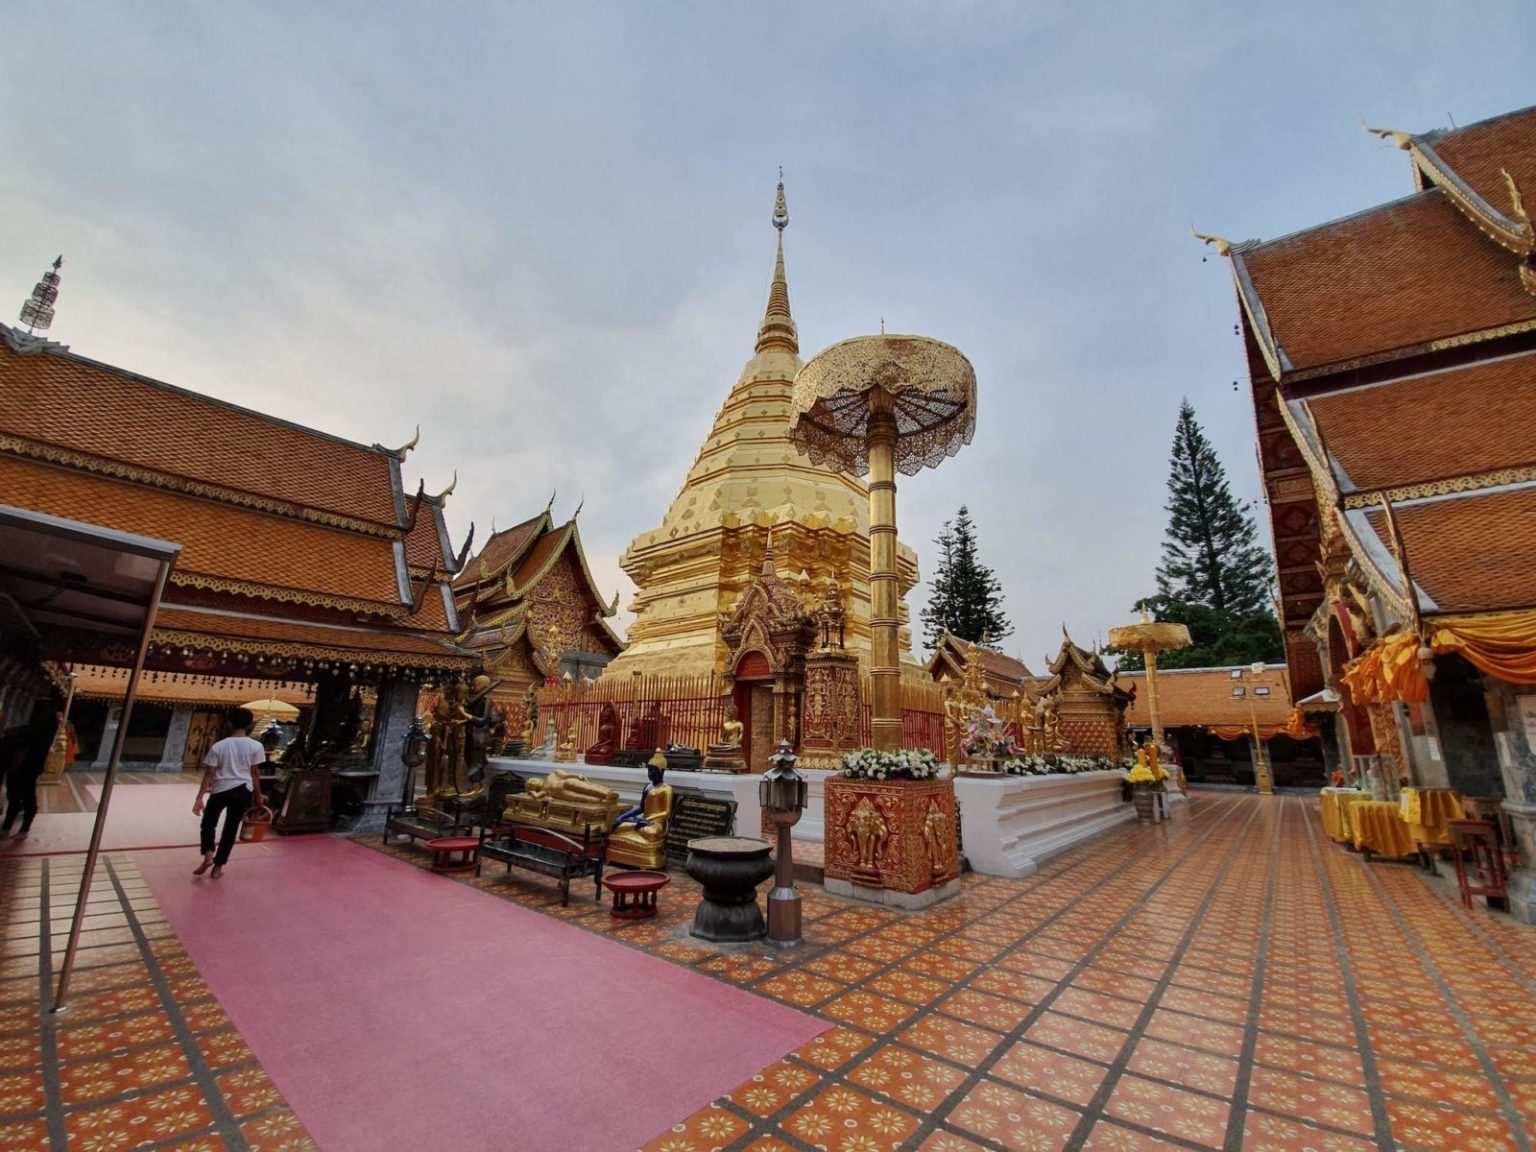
top-left (491, 759), bottom-right (1144, 882)
top-left (953, 769), bottom-right (1136, 879)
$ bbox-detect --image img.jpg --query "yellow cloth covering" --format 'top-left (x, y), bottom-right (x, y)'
top-left (1430, 611), bottom-right (1536, 686)
top-left (1319, 788), bottom-right (1370, 844)
top-left (1352, 800), bottom-right (1418, 858)
top-left (1399, 787), bottom-right (1464, 847)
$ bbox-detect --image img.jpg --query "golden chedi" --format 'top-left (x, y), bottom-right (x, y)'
top-left (603, 177), bottom-right (919, 680)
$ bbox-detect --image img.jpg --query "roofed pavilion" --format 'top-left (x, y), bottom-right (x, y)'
top-left (452, 505), bottom-right (625, 706)
top-left (1, 308), bottom-right (477, 823)
top-left (1210, 103), bottom-right (1536, 917)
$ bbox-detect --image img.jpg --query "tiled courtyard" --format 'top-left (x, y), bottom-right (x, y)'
top-left (5, 790), bottom-right (1536, 1150)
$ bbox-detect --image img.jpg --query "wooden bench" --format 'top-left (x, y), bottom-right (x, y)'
top-left (478, 823), bottom-right (608, 906)
top-left (382, 802), bottom-right (478, 847)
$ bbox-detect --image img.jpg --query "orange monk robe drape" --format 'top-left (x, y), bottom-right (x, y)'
top-left (1284, 706), bottom-right (1319, 741)
top-left (1206, 725), bottom-right (1290, 742)
top-left (1430, 610), bottom-right (1536, 686)
top-left (1342, 631), bottom-right (1430, 705)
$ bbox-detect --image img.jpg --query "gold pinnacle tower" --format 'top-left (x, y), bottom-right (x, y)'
top-left (604, 178), bottom-right (919, 679)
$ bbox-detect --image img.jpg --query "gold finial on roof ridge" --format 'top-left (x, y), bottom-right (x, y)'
top-left (1190, 226), bottom-right (1236, 257)
top-left (1361, 120), bottom-right (1414, 150)
top-left (1502, 169), bottom-right (1536, 295)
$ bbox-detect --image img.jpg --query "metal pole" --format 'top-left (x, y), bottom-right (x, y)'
top-left (866, 391), bottom-right (901, 752)
top-left (53, 557), bottom-right (172, 1012)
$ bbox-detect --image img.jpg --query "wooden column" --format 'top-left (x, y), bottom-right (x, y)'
top-left (867, 392), bottom-right (901, 752)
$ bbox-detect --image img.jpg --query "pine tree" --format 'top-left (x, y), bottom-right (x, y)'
top-left (921, 506), bottom-right (1012, 649)
top-left (1156, 400), bottom-right (1272, 614)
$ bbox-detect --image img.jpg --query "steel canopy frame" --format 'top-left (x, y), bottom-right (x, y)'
top-left (0, 503), bottom-right (180, 1012)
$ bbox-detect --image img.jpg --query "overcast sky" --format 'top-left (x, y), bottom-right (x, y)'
top-left (4, 3), bottom-right (1532, 668)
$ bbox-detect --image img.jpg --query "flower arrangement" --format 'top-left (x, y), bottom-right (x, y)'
top-left (1124, 759), bottom-right (1158, 787)
top-left (839, 748), bottom-right (943, 781)
top-left (962, 706), bottom-right (1017, 761)
top-left (1001, 754), bottom-right (1124, 777)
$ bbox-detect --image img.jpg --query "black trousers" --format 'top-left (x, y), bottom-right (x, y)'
top-left (2, 769), bottom-right (39, 833)
top-left (200, 785), bottom-right (252, 866)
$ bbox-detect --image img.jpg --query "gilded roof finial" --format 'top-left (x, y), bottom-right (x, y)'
top-left (1190, 226), bottom-right (1235, 257)
top-left (756, 172), bottom-right (798, 355)
top-left (1361, 120), bottom-right (1414, 150)
top-left (19, 255), bottom-right (63, 334)
top-left (1501, 168), bottom-right (1536, 295)
top-left (761, 526), bottom-right (777, 577)
top-left (434, 471), bottom-right (457, 501)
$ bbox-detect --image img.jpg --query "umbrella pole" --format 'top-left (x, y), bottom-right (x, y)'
top-left (53, 558), bottom-right (172, 1012)
top-left (867, 391), bottom-right (901, 753)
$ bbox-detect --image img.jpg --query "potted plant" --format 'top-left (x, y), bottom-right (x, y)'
top-left (1124, 751), bottom-right (1161, 823)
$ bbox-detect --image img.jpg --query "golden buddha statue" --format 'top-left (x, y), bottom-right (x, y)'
top-left (607, 750), bottom-right (675, 870)
top-left (505, 768), bottom-right (620, 836)
top-left (703, 700), bottom-right (747, 771)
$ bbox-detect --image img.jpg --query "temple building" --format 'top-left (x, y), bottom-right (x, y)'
top-left (1210, 104), bottom-right (1536, 917)
top-left (1118, 664), bottom-right (1324, 788)
top-left (603, 179), bottom-right (920, 682)
top-left (0, 280), bottom-right (478, 825)
top-left (1035, 634), bottom-right (1134, 759)
top-left (925, 630), bottom-right (1033, 700)
top-left (453, 504), bottom-right (625, 706)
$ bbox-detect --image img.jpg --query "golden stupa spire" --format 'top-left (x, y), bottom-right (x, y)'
top-left (755, 169), bottom-right (798, 355)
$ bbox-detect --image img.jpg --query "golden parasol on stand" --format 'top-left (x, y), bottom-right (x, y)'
top-left (239, 697), bottom-right (301, 733)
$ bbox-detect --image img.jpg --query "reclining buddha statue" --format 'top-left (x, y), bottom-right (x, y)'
top-left (503, 768), bottom-right (621, 837)
top-left (607, 750), bottom-right (675, 870)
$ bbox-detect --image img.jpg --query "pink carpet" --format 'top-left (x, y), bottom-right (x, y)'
top-left (0, 783), bottom-right (204, 857)
top-left (136, 837), bottom-right (827, 1152)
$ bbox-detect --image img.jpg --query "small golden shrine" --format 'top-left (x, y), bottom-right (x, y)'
top-left (1033, 633), bottom-right (1135, 759)
top-left (453, 506), bottom-right (626, 712)
top-left (603, 178), bottom-right (920, 681)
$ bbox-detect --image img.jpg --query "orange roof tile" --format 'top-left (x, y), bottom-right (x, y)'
top-left (1238, 190), bottom-right (1536, 374)
top-left (154, 607), bottom-right (475, 661)
top-left (1366, 489), bottom-right (1536, 615)
top-left (0, 456), bottom-right (404, 607)
top-left (404, 499), bottom-right (454, 572)
top-left (1418, 107), bottom-right (1536, 228)
top-left (454, 512), bottom-right (550, 589)
top-left (1309, 353), bottom-right (1536, 492)
top-left (1120, 666), bottom-right (1292, 729)
top-left (0, 341), bottom-right (403, 527)
top-left (510, 523), bottom-right (574, 589)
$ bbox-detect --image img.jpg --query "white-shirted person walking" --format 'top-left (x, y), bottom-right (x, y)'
top-left (193, 707), bottom-right (265, 878)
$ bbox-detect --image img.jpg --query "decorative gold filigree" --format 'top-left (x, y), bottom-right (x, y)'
top-left (150, 627), bottom-right (476, 669)
top-left (790, 335), bottom-right (977, 476)
top-left (167, 572), bottom-right (410, 617)
top-left (1343, 466), bottom-right (1536, 509)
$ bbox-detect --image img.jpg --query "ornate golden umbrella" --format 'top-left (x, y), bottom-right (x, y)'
top-left (791, 334), bottom-right (978, 751)
top-left (1107, 609), bottom-right (1191, 747)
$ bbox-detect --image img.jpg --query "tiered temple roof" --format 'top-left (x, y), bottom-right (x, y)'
top-left (452, 508), bottom-right (624, 697)
top-left (1211, 105), bottom-right (1536, 697)
top-left (924, 631), bottom-right (1033, 698)
top-left (0, 321), bottom-right (476, 680)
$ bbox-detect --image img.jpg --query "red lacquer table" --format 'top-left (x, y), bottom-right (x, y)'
top-left (425, 836), bottom-right (480, 874)
top-left (602, 871), bottom-right (670, 919)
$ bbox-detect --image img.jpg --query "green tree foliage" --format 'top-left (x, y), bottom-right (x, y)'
top-left (1113, 401), bottom-right (1283, 671)
top-left (1157, 399), bottom-right (1273, 614)
top-left (921, 505), bottom-right (1012, 650)
top-left (1112, 595), bottom-right (1285, 671)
